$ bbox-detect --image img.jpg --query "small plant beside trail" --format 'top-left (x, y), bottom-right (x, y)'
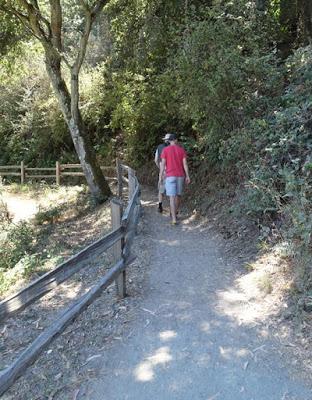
top-left (0, 221), bottom-right (36, 271)
top-left (0, 198), bottom-right (11, 223)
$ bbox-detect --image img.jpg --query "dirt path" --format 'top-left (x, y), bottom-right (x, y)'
top-left (78, 189), bottom-right (311, 400)
top-left (1, 193), bottom-right (38, 222)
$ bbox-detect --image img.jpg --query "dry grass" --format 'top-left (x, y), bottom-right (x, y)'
top-left (0, 183), bottom-right (112, 298)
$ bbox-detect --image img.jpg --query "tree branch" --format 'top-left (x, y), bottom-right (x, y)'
top-left (15, 0), bottom-right (51, 41)
top-left (72, 7), bottom-right (92, 74)
top-left (71, 0), bottom-right (109, 75)
top-left (78, 0), bottom-right (91, 12)
top-left (28, 0), bottom-right (39, 7)
top-left (91, 0), bottom-right (109, 18)
top-left (49, 0), bottom-right (62, 51)
top-left (0, 2), bottom-right (41, 41)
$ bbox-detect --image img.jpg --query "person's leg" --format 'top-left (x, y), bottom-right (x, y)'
top-left (165, 177), bottom-right (177, 223)
top-left (175, 195), bottom-right (181, 215)
top-left (158, 191), bottom-right (163, 212)
top-left (158, 180), bottom-right (165, 212)
top-left (175, 177), bottom-right (185, 215)
top-left (170, 195), bottom-right (177, 223)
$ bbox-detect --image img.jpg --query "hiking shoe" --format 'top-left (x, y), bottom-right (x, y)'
top-left (158, 203), bottom-right (163, 213)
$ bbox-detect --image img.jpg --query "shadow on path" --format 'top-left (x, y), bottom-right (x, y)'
top-left (82, 189), bottom-right (311, 400)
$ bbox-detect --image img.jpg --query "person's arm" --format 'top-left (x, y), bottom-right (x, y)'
top-left (159, 158), bottom-right (166, 183)
top-left (183, 157), bottom-right (190, 184)
top-left (154, 149), bottom-right (160, 168)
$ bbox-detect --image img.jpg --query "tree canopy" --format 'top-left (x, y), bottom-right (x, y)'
top-left (0, 0), bottom-right (312, 253)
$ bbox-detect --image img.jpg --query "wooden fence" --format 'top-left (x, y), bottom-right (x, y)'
top-left (0, 162), bottom-right (116, 184)
top-left (0, 161), bottom-right (141, 396)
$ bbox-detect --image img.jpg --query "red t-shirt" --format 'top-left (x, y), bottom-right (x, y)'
top-left (161, 144), bottom-right (187, 177)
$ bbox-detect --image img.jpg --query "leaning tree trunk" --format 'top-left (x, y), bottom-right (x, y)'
top-left (44, 51), bottom-right (111, 203)
top-left (68, 108), bottom-right (111, 202)
top-left (0, 0), bottom-right (112, 203)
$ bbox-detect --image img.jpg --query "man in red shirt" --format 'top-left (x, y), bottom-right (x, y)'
top-left (159, 133), bottom-right (190, 224)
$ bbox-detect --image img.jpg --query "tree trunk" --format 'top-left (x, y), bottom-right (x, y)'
top-left (44, 50), bottom-right (111, 202)
top-left (298, 0), bottom-right (312, 43)
top-left (278, 0), bottom-right (299, 58)
top-left (68, 103), bottom-right (112, 202)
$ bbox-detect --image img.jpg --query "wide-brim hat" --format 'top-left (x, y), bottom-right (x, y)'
top-left (162, 133), bottom-right (171, 141)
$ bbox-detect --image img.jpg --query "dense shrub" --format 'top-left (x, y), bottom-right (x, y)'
top-left (0, 221), bottom-right (36, 271)
top-left (0, 0), bottom-right (311, 261)
top-left (220, 46), bottom-right (312, 253)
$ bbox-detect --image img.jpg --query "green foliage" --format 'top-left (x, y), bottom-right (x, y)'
top-left (34, 205), bottom-right (66, 225)
top-left (0, 184), bottom-right (93, 295)
top-left (0, 42), bottom-right (75, 166)
top-left (221, 45), bottom-right (312, 252)
top-left (0, 11), bottom-right (27, 56)
top-left (0, 0), bottom-right (311, 264)
top-left (0, 221), bottom-right (36, 271)
top-left (103, 0), bottom-right (282, 166)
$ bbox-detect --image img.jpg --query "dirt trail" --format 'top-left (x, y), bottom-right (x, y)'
top-left (2, 188), bottom-right (311, 399)
top-left (1, 193), bottom-right (38, 222)
top-left (74, 189), bottom-right (312, 400)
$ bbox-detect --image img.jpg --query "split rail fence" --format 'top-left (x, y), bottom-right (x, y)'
top-left (0, 162), bottom-right (116, 184)
top-left (0, 161), bottom-right (141, 396)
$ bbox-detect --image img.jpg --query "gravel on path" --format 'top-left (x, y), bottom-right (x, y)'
top-left (81, 189), bottom-right (312, 400)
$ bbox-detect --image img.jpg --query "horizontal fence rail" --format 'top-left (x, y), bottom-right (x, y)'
top-left (0, 160), bottom-right (141, 396)
top-left (0, 162), bottom-right (117, 185)
top-left (0, 227), bottom-right (124, 321)
top-left (0, 259), bottom-right (126, 396)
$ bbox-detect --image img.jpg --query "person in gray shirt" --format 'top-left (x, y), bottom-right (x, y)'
top-left (154, 133), bottom-right (170, 212)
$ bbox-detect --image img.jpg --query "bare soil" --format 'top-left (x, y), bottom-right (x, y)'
top-left (1, 188), bottom-right (148, 400)
top-left (183, 175), bottom-right (312, 385)
top-left (0, 185), bottom-right (311, 399)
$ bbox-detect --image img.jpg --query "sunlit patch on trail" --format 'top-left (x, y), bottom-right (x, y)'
top-left (216, 243), bottom-right (293, 325)
top-left (134, 346), bottom-right (173, 382)
top-left (159, 330), bottom-right (177, 341)
top-left (200, 321), bottom-right (211, 334)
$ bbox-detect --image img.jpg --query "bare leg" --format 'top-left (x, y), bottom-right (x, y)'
top-left (175, 195), bottom-right (181, 215)
top-left (170, 195), bottom-right (177, 223)
top-left (157, 177), bottom-right (164, 213)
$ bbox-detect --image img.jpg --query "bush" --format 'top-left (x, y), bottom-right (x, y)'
top-left (0, 221), bottom-right (36, 271)
top-left (34, 204), bottom-right (67, 225)
top-left (219, 45), bottom-right (312, 254)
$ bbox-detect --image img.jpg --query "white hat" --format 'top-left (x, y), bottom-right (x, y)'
top-left (162, 133), bottom-right (171, 141)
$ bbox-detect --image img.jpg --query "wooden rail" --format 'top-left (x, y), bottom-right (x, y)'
top-left (0, 227), bottom-right (124, 320)
top-left (0, 162), bottom-right (116, 185)
top-left (0, 161), bottom-right (141, 396)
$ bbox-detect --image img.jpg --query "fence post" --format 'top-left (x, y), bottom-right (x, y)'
top-left (116, 158), bottom-right (122, 198)
top-left (128, 168), bottom-right (136, 199)
top-left (56, 161), bottom-right (61, 185)
top-left (20, 161), bottom-right (25, 184)
top-left (111, 198), bottom-right (126, 298)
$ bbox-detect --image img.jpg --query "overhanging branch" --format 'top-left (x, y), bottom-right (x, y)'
top-left (91, 0), bottom-right (109, 18)
top-left (72, 0), bottom-right (109, 74)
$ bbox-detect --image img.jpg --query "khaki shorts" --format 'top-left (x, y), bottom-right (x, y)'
top-left (165, 176), bottom-right (185, 196)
